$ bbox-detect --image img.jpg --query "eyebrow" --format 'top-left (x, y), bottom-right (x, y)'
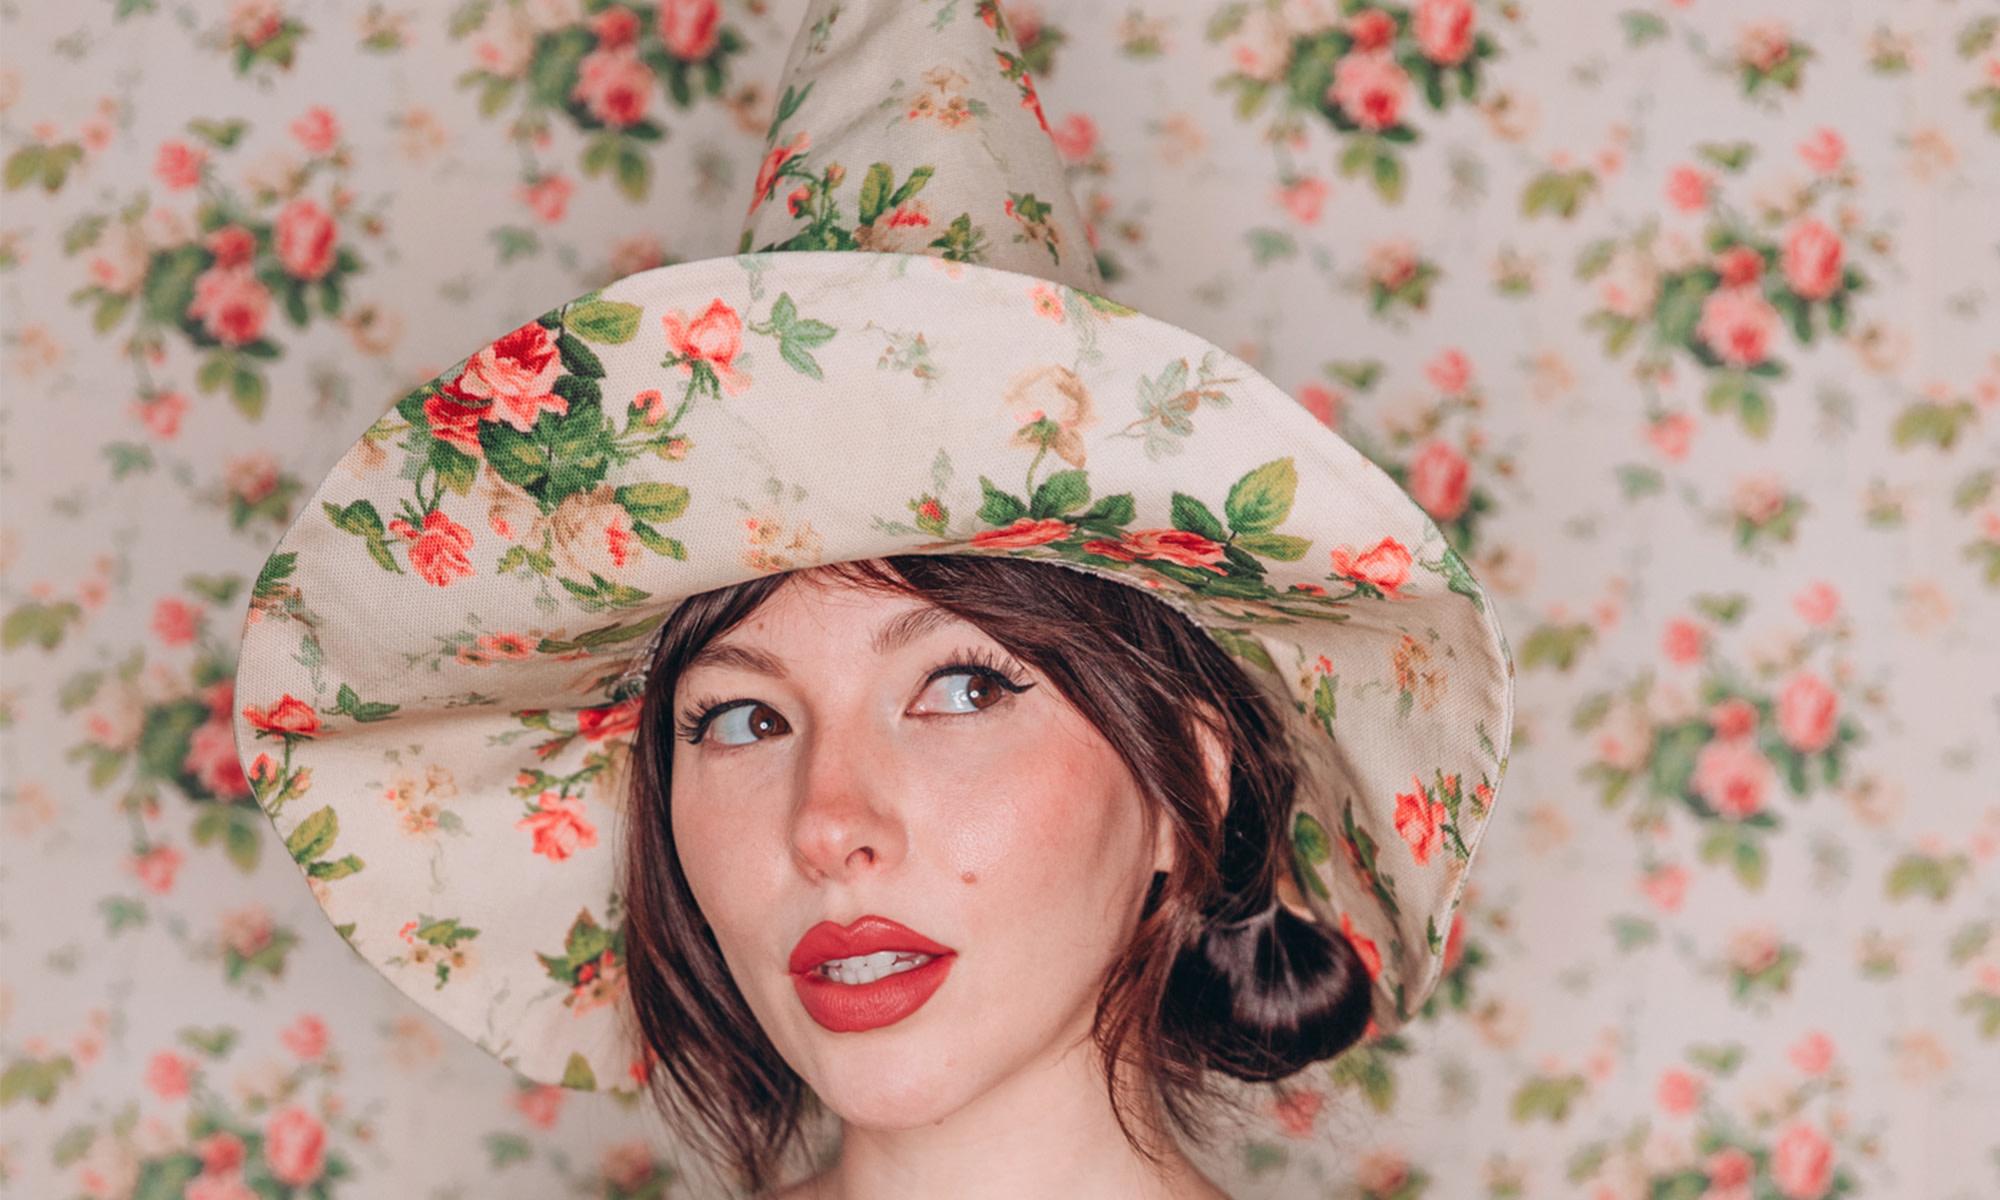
top-left (681, 604), bottom-right (965, 682)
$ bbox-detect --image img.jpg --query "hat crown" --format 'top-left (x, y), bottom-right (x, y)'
top-left (736, 0), bottom-right (1103, 293)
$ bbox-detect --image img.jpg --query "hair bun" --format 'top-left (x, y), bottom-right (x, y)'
top-left (1161, 897), bottom-right (1376, 1083)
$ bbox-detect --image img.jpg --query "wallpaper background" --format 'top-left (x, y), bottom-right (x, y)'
top-left (3, 1), bottom-right (1999, 1198)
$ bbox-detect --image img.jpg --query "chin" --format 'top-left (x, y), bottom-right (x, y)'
top-left (808, 1042), bottom-right (974, 1129)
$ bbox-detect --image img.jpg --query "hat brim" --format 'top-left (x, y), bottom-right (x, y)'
top-left (232, 248), bottom-right (1515, 1094)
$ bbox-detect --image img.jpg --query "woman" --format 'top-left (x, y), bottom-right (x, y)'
top-left (230, 1), bottom-right (1514, 1196)
top-left (622, 553), bottom-right (1372, 1197)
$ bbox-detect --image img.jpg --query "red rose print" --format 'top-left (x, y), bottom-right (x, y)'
top-left (1407, 439), bottom-right (1471, 522)
top-left (274, 197), bottom-right (338, 281)
top-left (516, 791), bottom-right (600, 861)
top-left (446, 322), bottom-right (569, 432)
top-left (389, 510), bottom-right (476, 587)
top-left (971, 517), bottom-right (1074, 549)
top-left (1781, 216), bottom-right (1844, 301)
top-left (1394, 773), bottom-right (1446, 865)
top-left (662, 299), bottom-right (751, 396)
top-left (658, 0), bottom-right (720, 60)
top-left (1329, 536), bottom-right (1413, 597)
top-left (243, 694), bottom-right (321, 738)
top-left (1414, 0), bottom-right (1476, 65)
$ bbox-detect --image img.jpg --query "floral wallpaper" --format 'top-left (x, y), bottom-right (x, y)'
top-left (3, 1), bottom-right (1998, 1198)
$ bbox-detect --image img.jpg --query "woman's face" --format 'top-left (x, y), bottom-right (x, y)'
top-left (668, 572), bottom-right (1197, 1129)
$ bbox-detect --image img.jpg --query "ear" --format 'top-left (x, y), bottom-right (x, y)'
top-left (1152, 703), bottom-right (1232, 877)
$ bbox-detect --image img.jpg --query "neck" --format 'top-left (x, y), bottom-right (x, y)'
top-left (799, 1014), bottom-right (1225, 1200)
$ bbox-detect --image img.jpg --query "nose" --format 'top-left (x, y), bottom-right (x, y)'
top-left (787, 719), bottom-right (906, 885)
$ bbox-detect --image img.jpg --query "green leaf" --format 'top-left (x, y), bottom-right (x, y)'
top-left (977, 477), bottom-right (1027, 525)
top-left (1028, 469), bottom-right (1090, 519)
top-left (1169, 492), bottom-right (1225, 540)
top-left (614, 481), bottom-right (690, 523)
top-left (286, 806), bottom-right (339, 864)
top-left (1231, 531), bottom-right (1309, 560)
top-left (565, 299), bottom-right (642, 344)
top-left (1223, 457), bottom-right (1297, 532)
top-left (858, 162), bottom-right (894, 226)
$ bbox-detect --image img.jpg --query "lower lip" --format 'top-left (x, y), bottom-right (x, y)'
top-left (792, 955), bottom-right (956, 1033)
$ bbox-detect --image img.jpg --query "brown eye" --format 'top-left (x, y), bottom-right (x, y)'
top-left (706, 701), bottom-right (791, 747)
top-left (918, 669), bottom-right (1015, 715)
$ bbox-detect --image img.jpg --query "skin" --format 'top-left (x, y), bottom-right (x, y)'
top-left (669, 569), bottom-right (1236, 1200)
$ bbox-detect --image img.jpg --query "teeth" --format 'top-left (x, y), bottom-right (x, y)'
top-left (815, 950), bottom-right (936, 985)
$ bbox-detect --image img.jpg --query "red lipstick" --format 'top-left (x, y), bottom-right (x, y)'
top-left (789, 915), bottom-right (956, 1033)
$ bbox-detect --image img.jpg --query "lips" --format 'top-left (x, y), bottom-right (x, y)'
top-left (788, 914), bottom-right (954, 975)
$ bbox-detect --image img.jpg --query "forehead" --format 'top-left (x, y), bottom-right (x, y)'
top-left (681, 579), bottom-right (980, 683)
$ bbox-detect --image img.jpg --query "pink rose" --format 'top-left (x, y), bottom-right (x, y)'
top-left (1797, 127), bottom-right (1845, 174)
top-left (1096, 528), bottom-right (1230, 574)
top-left (972, 517), bottom-right (1075, 549)
top-left (289, 106), bottom-right (340, 155)
top-left (1406, 439), bottom-right (1471, 522)
top-left (155, 139), bottom-right (207, 189)
top-left (1329, 536), bottom-right (1413, 597)
top-left (243, 694), bottom-right (320, 738)
top-left (1295, 383), bottom-right (1340, 428)
top-left (262, 1105), bottom-right (327, 1188)
top-left (748, 130), bottom-right (810, 215)
top-left (1707, 1146), bottom-right (1755, 1187)
top-left (132, 845), bottom-right (184, 893)
top-left (152, 597), bottom-right (200, 645)
top-left (1049, 112), bottom-right (1098, 162)
top-left (1692, 736), bottom-right (1774, 819)
top-left (1276, 175), bottom-right (1330, 223)
top-left (447, 321), bottom-right (568, 432)
top-left (1441, 908), bottom-right (1467, 973)
top-left (662, 299), bottom-right (751, 395)
top-left (1647, 412), bottom-right (1694, 460)
top-left (1656, 1068), bottom-right (1702, 1115)
top-left (573, 44), bottom-right (652, 128)
top-left (1664, 164), bottom-right (1710, 213)
top-left (281, 1015), bottom-right (329, 1060)
top-left (1792, 581), bottom-right (1840, 626)
top-left (1770, 1120), bottom-right (1834, 1199)
top-left (1661, 617), bottom-right (1705, 665)
top-left (1788, 1030), bottom-right (1835, 1075)
top-left (1738, 21), bottom-right (1792, 73)
top-left (1714, 244), bottom-right (1763, 288)
top-left (1330, 49), bottom-right (1410, 131)
top-left (591, 5), bottom-right (639, 48)
top-left (1426, 348), bottom-right (1473, 394)
top-left (274, 197), bottom-right (337, 281)
top-left (146, 1051), bottom-right (194, 1099)
top-left (204, 225), bottom-right (257, 269)
top-left (1707, 697), bottom-right (1758, 739)
top-left (516, 790), bottom-right (599, 861)
top-left (1413, 0), bottom-right (1475, 65)
top-left (1781, 217), bottom-right (1843, 301)
top-left (1696, 285), bottom-right (1779, 367)
top-left (229, 0), bottom-right (283, 48)
top-left (196, 1132), bottom-right (246, 1175)
top-left (1394, 774), bottom-right (1447, 864)
top-left (521, 174), bottom-right (574, 223)
top-left (1347, 9), bottom-right (1396, 51)
top-left (187, 719), bottom-right (251, 798)
top-left (187, 264), bottom-right (272, 346)
top-left (388, 510), bottom-right (476, 587)
top-left (657, 0), bottom-right (720, 60)
top-left (1271, 1086), bottom-right (1325, 1137)
top-left (1775, 670), bottom-right (1838, 753)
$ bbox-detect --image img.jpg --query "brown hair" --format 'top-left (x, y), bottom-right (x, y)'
top-left (615, 553), bottom-right (1374, 1195)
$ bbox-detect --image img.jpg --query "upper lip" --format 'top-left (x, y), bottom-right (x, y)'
top-left (789, 914), bottom-right (955, 975)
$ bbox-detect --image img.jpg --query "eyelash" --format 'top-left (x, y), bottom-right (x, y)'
top-left (673, 644), bottom-right (1035, 748)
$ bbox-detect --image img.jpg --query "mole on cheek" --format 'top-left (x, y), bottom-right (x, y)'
top-left (960, 870), bottom-right (977, 885)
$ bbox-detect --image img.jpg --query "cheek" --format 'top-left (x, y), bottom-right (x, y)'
top-left (924, 727), bottom-right (1146, 957)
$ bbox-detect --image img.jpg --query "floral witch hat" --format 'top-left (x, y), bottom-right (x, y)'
top-left (232, 0), bottom-right (1515, 1099)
